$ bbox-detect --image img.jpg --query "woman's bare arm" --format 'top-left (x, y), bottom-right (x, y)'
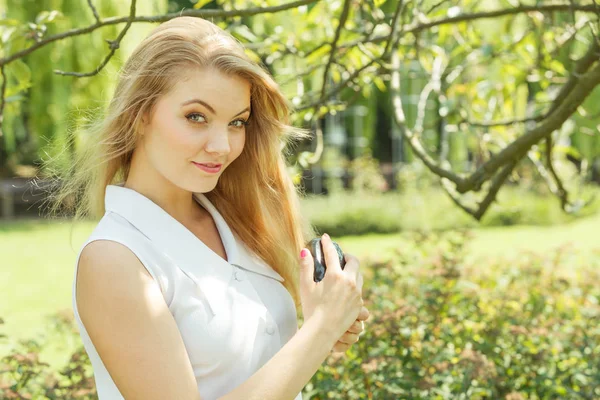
top-left (77, 240), bottom-right (338, 400)
top-left (219, 309), bottom-right (337, 400)
top-left (77, 240), bottom-right (202, 400)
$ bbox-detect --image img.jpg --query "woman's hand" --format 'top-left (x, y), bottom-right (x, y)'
top-left (299, 235), bottom-right (364, 348)
top-left (331, 263), bottom-right (369, 355)
top-left (332, 303), bottom-right (370, 353)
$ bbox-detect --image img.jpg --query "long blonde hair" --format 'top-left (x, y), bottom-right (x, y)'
top-left (43, 16), bottom-right (315, 312)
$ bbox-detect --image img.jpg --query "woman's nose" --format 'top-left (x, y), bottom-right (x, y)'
top-left (205, 129), bottom-right (230, 155)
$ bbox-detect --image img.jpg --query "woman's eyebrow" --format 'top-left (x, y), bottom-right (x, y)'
top-left (181, 98), bottom-right (250, 117)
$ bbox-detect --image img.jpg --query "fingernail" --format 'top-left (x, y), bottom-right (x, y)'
top-left (323, 233), bottom-right (329, 239)
top-left (300, 249), bottom-right (308, 258)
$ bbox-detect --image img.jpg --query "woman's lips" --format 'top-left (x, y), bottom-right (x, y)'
top-left (192, 162), bottom-right (222, 174)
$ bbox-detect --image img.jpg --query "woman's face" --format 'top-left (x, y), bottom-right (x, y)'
top-left (139, 66), bottom-right (251, 193)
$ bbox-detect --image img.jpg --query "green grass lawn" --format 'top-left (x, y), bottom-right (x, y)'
top-left (337, 208), bottom-right (600, 263)
top-left (1, 211), bottom-right (599, 370)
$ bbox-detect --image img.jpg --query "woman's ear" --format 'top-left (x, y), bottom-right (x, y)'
top-left (139, 111), bottom-right (150, 135)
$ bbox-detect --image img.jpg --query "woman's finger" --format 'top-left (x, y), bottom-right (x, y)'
top-left (321, 233), bottom-right (342, 276)
top-left (332, 342), bottom-right (351, 354)
top-left (343, 253), bottom-right (360, 282)
top-left (357, 271), bottom-right (364, 292)
top-left (346, 320), bottom-right (364, 334)
top-left (357, 306), bottom-right (370, 321)
top-left (337, 332), bottom-right (360, 345)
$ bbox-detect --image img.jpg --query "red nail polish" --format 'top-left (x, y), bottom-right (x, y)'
top-left (300, 249), bottom-right (308, 258)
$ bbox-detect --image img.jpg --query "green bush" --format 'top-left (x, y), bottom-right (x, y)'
top-left (302, 186), bottom-right (600, 236)
top-left (0, 312), bottom-right (97, 399)
top-left (2, 232), bottom-right (599, 399)
top-left (305, 231), bottom-right (600, 399)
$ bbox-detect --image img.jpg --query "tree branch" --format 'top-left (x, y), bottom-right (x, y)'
top-left (54, 0), bottom-right (137, 77)
top-left (337, 3), bottom-right (600, 52)
top-left (544, 136), bottom-right (570, 211)
top-left (0, 0), bottom-right (318, 67)
top-left (389, 29), bottom-right (600, 216)
top-left (294, 1), bottom-right (600, 117)
top-left (320, 0), bottom-right (352, 100)
top-left (458, 46), bottom-right (600, 193)
top-left (405, 4), bottom-right (599, 35)
top-left (279, 61), bottom-right (328, 86)
top-left (383, 0), bottom-right (406, 60)
top-left (87, 0), bottom-right (101, 24)
top-left (390, 51), bottom-right (467, 186)
top-left (528, 147), bottom-right (559, 193)
top-left (0, 66), bottom-right (6, 139)
top-left (296, 58), bottom-right (380, 112)
top-left (527, 140), bottom-right (593, 214)
top-left (415, 51), bottom-right (444, 134)
top-left (472, 159), bottom-right (518, 220)
top-left (545, 36), bottom-right (600, 116)
top-left (460, 21), bottom-right (593, 128)
top-left (440, 159), bottom-right (518, 220)
top-left (298, 0), bottom-right (406, 113)
top-left (465, 114), bottom-right (547, 127)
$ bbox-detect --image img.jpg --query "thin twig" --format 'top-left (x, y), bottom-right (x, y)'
top-left (545, 136), bottom-right (570, 210)
top-left (0, 66), bottom-right (6, 139)
top-left (337, 3), bottom-right (600, 52)
top-left (414, 52), bottom-right (444, 134)
top-left (54, 0), bottom-right (138, 77)
top-left (390, 51), bottom-right (467, 186)
top-left (296, 58), bottom-right (379, 112)
top-left (528, 148), bottom-right (558, 193)
top-left (458, 43), bottom-right (600, 193)
top-left (87, 0), bottom-right (101, 24)
top-left (466, 114), bottom-right (547, 127)
top-left (0, 0), bottom-right (318, 67)
top-left (473, 159), bottom-right (518, 220)
top-left (298, 0), bottom-right (406, 113)
top-left (320, 0), bottom-right (352, 100)
top-left (383, 0), bottom-right (406, 59)
top-left (390, 35), bottom-right (600, 200)
top-left (544, 37), bottom-right (600, 116)
top-left (425, 0), bottom-right (450, 15)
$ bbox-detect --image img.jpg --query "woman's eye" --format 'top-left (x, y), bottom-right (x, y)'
top-left (230, 119), bottom-right (248, 128)
top-left (186, 113), bottom-right (206, 123)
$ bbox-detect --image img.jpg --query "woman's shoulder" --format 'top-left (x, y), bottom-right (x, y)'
top-left (81, 210), bottom-right (159, 255)
top-left (76, 210), bottom-right (173, 301)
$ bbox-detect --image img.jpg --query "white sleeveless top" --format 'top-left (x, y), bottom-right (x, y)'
top-left (72, 184), bottom-right (303, 400)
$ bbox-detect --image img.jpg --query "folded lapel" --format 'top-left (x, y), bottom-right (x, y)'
top-left (104, 184), bottom-right (232, 316)
top-left (233, 239), bottom-right (285, 282)
top-left (193, 192), bottom-right (285, 283)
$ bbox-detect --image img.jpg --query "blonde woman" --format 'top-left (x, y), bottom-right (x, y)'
top-left (49, 16), bottom-right (369, 400)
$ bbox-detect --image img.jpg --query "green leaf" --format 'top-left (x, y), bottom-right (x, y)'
top-left (306, 44), bottom-right (331, 65)
top-left (243, 48), bottom-right (262, 64)
top-left (5, 94), bottom-right (25, 103)
top-left (549, 60), bottom-right (566, 76)
top-left (373, 76), bottom-right (386, 92)
top-left (361, 82), bottom-right (371, 98)
top-left (35, 10), bottom-right (62, 25)
top-left (332, 68), bottom-right (342, 84)
top-left (307, 1), bottom-right (320, 15)
top-left (553, 145), bottom-right (581, 160)
top-left (231, 25), bottom-right (257, 43)
top-left (12, 59), bottom-right (31, 83)
top-left (193, 0), bottom-right (214, 9)
top-left (1, 27), bottom-right (17, 43)
top-left (5, 59), bottom-right (32, 97)
top-left (0, 18), bottom-right (21, 26)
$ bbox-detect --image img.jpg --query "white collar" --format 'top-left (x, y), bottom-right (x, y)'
top-left (104, 183), bottom-right (284, 314)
